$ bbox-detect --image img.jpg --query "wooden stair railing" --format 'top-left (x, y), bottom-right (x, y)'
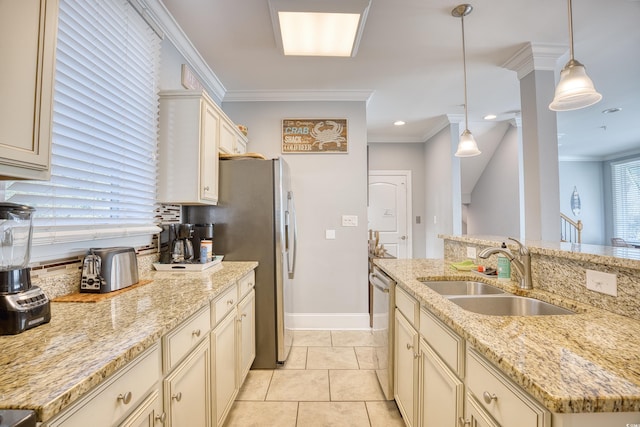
top-left (560, 213), bottom-right (583, 243)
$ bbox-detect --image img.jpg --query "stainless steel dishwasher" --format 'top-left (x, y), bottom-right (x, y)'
top-left (369, 264), bottom-right (395, 400)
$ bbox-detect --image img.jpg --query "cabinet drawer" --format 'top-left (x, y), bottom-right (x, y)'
top-left (48, 344), bottom-right (161, 427)
top-left (164, 306), bottom-right (211, 372)
top-left (466, 348), bottom-right (549, 427)
top-left (396, 286), bottom-right (418, 327)
top-left (420, 308), bottom-right (464, 377)
top-left (238, 270), bottom-right (255, 299)
top-left (213, 284), bottom-right (238, 325)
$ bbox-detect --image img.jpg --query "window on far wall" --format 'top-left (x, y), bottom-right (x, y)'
top-left (611, 158), bottom-right (640, 243)
top-left (0, 0), bottom-right (162, 261)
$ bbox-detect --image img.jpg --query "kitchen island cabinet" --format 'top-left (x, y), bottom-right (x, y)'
top-left (0, 0), bottom-right (57, 180)
top-left (375, 258), bottom-right (640, 427)
top-left (0, 261), bottom-right (257, 425)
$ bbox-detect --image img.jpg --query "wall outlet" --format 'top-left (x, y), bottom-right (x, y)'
top-left (341, 215), bottom-right (358, 227)
top-left (325, 229), bottom-right (336, 239)
top-left (585, 269), bottom-right (617, 297)
top-left (466, 246), bottom-right (477, 259)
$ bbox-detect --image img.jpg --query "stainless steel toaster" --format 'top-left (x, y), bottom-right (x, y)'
top-left (80, 247), bottom-right (139, 293)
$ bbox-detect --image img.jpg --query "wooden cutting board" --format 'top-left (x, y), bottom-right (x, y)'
top-left (52, 279), bottom-right (153, 303)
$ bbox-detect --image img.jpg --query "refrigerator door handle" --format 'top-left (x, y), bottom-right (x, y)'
top-left (287, 190), bottom-right (297, 276)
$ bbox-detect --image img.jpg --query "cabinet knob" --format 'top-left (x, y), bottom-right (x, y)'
top-left (172, 391), bottom-right (183, 402)
top-left (483, 391), bottom-right (498, 404)
top-left (117, 391), bottom-right (132, 404)
top-left (406, 343), bottom-right (414, 350)
top-left (413, 352), bottom-right (420, 359)
top-left (155, 412), bottom-right (167, 423)
top-left (204, 186), bottom-right (210, 191)
top-left (227, 299), bottom-right (234, 305)
top-left (248, 282), bottom-right (254, 288)
top-left (458, 417), bottom-right (471, 427)
top-left (192, 329), bottom-right (201, 337)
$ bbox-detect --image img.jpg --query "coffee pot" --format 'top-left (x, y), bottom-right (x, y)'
top-left (171, 224), bottom-right (194, 262)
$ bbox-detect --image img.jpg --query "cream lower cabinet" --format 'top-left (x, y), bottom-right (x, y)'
top-left (237, 289), bottom-right (256, 384)
top-left (463, 392), bottom-right (500, 427)
top-left (211, 309), bottom-right (237, 427)
top-left (419, 340), bottom-right (464, 427)
top-left (119, 389), bottom-right (164, 427)
top-left (395, 308), bottom-right (419, 427)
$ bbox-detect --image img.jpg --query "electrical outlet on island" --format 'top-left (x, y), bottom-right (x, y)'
top-left (466, 246), bottom-right (477, 259)
top-left (585, 269), bottom-right (617, 297)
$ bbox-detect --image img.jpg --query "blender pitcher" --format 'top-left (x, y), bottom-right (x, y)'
top-left (0, 203), bottom-right (35, 294)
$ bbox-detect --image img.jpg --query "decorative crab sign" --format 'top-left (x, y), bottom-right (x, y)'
top-left (281, 119), bottom-right (348, 153)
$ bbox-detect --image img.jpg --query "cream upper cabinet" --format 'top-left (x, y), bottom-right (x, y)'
top-left (219, 119), bottom-right (248, 155)
top-left (158, 90), bottom-right (220, 205)
top-left (0, 0), bottom-right (58, 180)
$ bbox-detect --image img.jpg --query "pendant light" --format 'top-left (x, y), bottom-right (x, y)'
top-left (549, 0), bottom-right (602, 111)
top-left (452, 4), bottom-right (480, 157)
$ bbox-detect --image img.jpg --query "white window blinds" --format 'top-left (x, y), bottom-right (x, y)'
top-left (612, 158), bottom-right (640, 242)
top-left (2, 0), bottom-right (161, 246)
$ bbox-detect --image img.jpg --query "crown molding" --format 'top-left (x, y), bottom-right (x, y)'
top-left (140, 0), bottom-right (227, 101)
top-left (502, 42), bottom-right (567, 80)
top-left (223, 89), bottom-right (374, 103)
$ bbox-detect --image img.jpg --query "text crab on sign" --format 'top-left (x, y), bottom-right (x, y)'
top-left (281, 119), bottom-right (348, 153)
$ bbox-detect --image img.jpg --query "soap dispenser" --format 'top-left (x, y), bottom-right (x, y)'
top-left (497, 242), bottom-right (511, 281)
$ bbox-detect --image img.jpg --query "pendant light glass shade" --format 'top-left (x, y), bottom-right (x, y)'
top-left (455, 129), bottom-right (481, 157)
top-left (452, 4), bottom-right (481, 158)
top-left (549, 0), bottom-right (602, 111)
top-left (549, 59), bottom-right (602, 111)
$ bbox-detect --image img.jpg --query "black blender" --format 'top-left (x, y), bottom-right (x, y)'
top-left (0, 203), bottom-right (50, 335)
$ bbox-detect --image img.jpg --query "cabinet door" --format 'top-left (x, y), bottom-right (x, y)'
top-left (234, 135), bottom-right (247, 154)
top-left (200, 99), bottom-right (220, 203)
top-left (237, 289), bottom-right (255, 384)
top-left (219, 120), bottom-right (236, 154)
top-left (119, 389), bottom-right (164, 427)
top-left (212, 310), bottom-right (238, 427)
top-left (394, 309), bottom-right (418, 427)
top-left (164, 338), bottom-right (211, 427)
top-left (0, 0), bottom-right (56, 179)
top-left (464, 392), bottom-right (500, 427)
top-left (419, 340), bottom-right (463, 427)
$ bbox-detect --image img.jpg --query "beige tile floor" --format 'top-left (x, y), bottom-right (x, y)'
top-left (224, 330), bottom-right (405, 427)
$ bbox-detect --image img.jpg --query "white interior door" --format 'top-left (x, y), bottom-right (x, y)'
top-left (368, 171), bottom-right (411, 258)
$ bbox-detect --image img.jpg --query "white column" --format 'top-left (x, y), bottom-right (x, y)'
top-left (503, 43), bottom-right (565, 241)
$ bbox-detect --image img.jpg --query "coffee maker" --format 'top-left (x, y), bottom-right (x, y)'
top-left (159, 223), bottom-right (214, 264)
top-left (0, 203), bottom-right (51, 335)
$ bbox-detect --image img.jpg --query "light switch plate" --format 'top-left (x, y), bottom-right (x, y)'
top-left (466, 246), bottom-right (477, 259)
top-left (325, 229), bottom-right (336, 239)
top-left (342, 215), bottom-right (358, 227)
top-left (585, 269), bottom-right (617, 297)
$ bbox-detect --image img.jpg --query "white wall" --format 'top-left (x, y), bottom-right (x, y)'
top-left (467, 125), bottom-right (520, 237)
top-left (424, 126), bottom-right (459, 258)
top-left (367, 143), bottom-right (426, 258)
top-left (223, 101), bottom-right (369, 329)
top-left (559, 161), bottom-right (605, 245)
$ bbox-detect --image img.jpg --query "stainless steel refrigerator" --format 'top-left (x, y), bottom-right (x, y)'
top-left (185, 157), bottom-right (297, 368)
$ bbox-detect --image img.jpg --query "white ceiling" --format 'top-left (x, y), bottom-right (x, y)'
top-left (161, 0), bottom-right (640, 161)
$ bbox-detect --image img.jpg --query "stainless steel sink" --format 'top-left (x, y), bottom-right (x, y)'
top-left (422, 280), bottom-right (505, 295)
top-left (446, 295), bottom-right (575, 316)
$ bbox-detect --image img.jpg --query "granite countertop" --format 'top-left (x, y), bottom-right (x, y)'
top-left (374, 258), bottom-right (640, 414)
top-left (0, 261), bottom-right (257, 422)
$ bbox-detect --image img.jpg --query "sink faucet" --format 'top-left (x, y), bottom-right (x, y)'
top-left (478, 238), bottom-right (533, 290)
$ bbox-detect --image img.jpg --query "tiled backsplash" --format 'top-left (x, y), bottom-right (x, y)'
top-left (443, 235), bottom-right (640, 321)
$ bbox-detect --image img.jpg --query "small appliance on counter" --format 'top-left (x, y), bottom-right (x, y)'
top-left (0, 409), bottom-right (37, 427)
top-left (155, 223), bottom-right (222, 271)
top-left (80, 247), bottom-right (138, 293)
top-left (0, 203), bottom-right (51, 335)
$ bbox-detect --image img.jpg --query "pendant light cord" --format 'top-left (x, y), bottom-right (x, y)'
top-left (567, 0), bottom-right (575, 61)
top-left (461, 13), bottom-right (469, 131)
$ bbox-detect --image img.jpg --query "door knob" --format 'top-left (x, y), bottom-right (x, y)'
top-left (400, 235), bottom-right (407, 240)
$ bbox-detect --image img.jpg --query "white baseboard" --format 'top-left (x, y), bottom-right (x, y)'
top-left (287, 313), bottom-right (370, 330)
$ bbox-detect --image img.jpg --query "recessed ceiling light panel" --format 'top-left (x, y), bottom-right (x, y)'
top-left (269, 0), bottom-right (371, 57)
top-left (394, 120), bottom-right (406, 126)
